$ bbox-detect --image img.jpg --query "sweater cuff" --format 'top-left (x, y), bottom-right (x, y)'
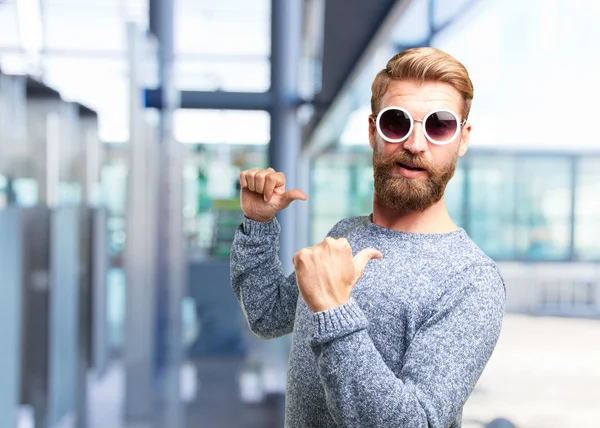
top-left (242, 216), bottom-right (280, 236)
top-left (309, 298), bottom-right (369, 347)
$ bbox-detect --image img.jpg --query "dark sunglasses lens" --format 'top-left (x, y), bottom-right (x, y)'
top-left (379, 109), bottom-right (411, 140)
top-left (425, 111), bottom-right (458, 142)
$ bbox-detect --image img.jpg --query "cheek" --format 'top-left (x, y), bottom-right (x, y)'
top-left (377, 141), bottom-right (405, 157)
top-left (429, 145), bottom-right (456, 168)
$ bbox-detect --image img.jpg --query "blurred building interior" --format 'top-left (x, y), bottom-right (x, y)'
top-left (0, 0), bottom-right (599, 427)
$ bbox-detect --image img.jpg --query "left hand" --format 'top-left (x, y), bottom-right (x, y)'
top-left (292, 237), bottom-right (383, 312)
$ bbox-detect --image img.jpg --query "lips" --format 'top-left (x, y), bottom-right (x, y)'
top-left (397, 162), bottom-right (425, 172)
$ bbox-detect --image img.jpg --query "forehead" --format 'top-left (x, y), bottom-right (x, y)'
top-left (380, 79), bottom-right (463, 116)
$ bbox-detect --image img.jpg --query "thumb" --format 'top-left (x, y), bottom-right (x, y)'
top-left (352, 248), bottom-right (382, 281)
top-left (281, 189), bottom-right (308, 208)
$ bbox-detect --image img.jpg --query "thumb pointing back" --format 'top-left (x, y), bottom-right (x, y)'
top-left (281, 189), bottom-right (308, 208)
top-left (352, 248), bottom-right (383, 283)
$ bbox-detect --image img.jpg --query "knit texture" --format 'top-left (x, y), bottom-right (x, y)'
top-left (230, 215), bottom-right (505, 427)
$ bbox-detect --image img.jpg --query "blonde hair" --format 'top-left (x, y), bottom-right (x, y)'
top-left (370, 47), bottom-right (474, 120)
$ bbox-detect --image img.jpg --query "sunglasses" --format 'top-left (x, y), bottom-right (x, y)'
top-left (373, 107), bottom-right (466, 145)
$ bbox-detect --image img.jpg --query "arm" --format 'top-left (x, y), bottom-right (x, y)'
top-left (308, 265), bottom-right (505, 428)
top-left (230, 216), bottom-right (299, 339)
top-left (230, 167), bottom-right (307, 339)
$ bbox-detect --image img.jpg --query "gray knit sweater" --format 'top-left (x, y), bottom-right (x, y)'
top-left (230, 215), bottom-right (505, 427)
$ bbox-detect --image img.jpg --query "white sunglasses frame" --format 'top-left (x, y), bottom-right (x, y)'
top-left (373, 106), bottom-right (466, 145)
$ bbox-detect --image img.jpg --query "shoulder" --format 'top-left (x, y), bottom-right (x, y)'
top-left (451, 231), bottom-right (505, 289)
top-left (325, 216), bottom-right (369, 239)
top-left (435, 232), bottom-right (506, 302)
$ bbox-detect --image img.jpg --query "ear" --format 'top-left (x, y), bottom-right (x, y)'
top-left (368, 115), bottom-right (376, 149)
top-left (458, 122), bottom-right (471, 157)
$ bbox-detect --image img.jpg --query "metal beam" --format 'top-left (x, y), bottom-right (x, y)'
top-left (150, 0), bottom-right (185, 425)
top-left (270, 0), bottom-right (303, 274)
top-left (256, 0), bottom-right (304, 411)
top-left (124, 23), bottom-right (156, 422)
top-left (145, 89), bottom-right (274, 111)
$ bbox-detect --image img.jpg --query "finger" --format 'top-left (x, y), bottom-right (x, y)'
top-left (353, 248), bottom-right (382, 278)
top-left (254, 168), bottom-right (273, 195)
top-left (280, 189), bottom-right (308, 208)
top-left (264, 171), bottom-right (284, 202)
top-left (239, 170), bottom-right (249, 188)
top-left (246, 169), bottom-right (260, 192)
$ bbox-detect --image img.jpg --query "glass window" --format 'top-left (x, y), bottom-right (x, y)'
top-left (44, 1), bottom-right (126, 52)
top-left (175, 57), bottom-right (270, 92)
top-left (574, 157), bottom-right (600, 261)
top-left (466, 155), bottom-right (517, 259)
top-left (174, 109), bottom-right (270, 145)
top-left (310, 156), bottom-right (353, 244)
top-left (175, 0), bottom-right (271, 93)
top-left (514, 157), bottom-right (572, 260)
top-left (183, 144), bottom-right (267, 259)
top-left (466, 155), bottom-right (573, 260)
top-left (0, 2), bottom-right (20, 47)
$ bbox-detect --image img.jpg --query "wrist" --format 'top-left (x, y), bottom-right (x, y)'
top-left (244, 213), bottom-right (275, 223)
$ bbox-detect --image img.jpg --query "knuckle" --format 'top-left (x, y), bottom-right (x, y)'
top-left (295, 249), bottom-right (309, 261)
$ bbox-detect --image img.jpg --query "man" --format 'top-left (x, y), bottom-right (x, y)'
top-left (230, 47), bottom-right (505, 427)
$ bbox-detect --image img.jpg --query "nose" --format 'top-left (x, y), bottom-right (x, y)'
top-left (403, 120), bottom-right (428, 154)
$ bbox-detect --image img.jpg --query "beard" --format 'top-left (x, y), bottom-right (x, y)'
top-left (372, 145), bottom-right (459, 214)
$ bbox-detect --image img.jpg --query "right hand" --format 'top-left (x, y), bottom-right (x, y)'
top-left (239, 168), bottom-right (308, 222)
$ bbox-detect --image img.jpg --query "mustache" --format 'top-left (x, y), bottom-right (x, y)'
top-left (374, 150), bottom-right (438, 174)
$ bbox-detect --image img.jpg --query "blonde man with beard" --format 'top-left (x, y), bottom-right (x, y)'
top-left (231, 47), bottom-right (505, 428)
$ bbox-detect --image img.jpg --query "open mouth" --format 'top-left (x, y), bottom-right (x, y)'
top-left (397, 162), bottom-right (425, 172)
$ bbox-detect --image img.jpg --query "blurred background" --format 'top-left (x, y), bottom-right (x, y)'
top-left (0, 0), bottom-right (599, 427)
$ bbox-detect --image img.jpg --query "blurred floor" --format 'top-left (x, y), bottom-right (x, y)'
top-left (188, 356), bottom-right (284, 428)
top-left (88, 357), bottom-right (283, 428)
top-left (88, 314), bottom-right (600, 428)
top-left (463, 314), bottom-right (600, 428)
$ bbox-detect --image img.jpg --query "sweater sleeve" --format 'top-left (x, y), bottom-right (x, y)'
top-left (230, 217), bottom-right (299, 339)
top-left (308, 264), bottom-right (505, 428)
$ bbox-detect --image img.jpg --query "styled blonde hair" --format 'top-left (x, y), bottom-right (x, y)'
top-left (370, 47), bottom-right (474, 120)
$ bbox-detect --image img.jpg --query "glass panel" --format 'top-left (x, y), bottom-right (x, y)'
top-left (42, 56), bottom-right (129, 142)
top-left (310, 156), bottom-right (352, 244)
top-left (175, 0), bottom-right (271, 92)
top-left (574, 157), bottom-right (600, 260)
top-left (175, 57), bottom-right (270, 92)
top-left (174, 109), bottom-right (270, 145)
top-left (514, 157), bottom-right (572, 260)
top-left (177, 0), bottom-right (270, 56)
top-left (311, 159), bottom-right (350, 217)
top-left (0, 2), bottom-right (20, 47)
top-left (467, 155), bottom-right (517, 258)
top-left (350, 161), bottom-right (374, 217)
top-left (44, 1), bottom-right (125, 51)
top-left (183, 143), bottom-right (267, 259)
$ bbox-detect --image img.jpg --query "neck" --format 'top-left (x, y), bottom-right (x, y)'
top-left (372, 194), bottom-right (458, 234)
